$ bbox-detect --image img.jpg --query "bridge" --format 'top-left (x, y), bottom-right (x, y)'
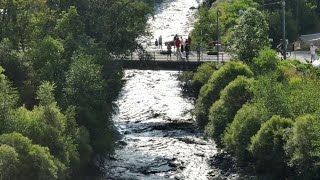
top-left (119, 50), bottom-right (231, 70)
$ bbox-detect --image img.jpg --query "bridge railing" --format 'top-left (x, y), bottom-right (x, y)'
top-left (125, 49), bottom-right (230, 62)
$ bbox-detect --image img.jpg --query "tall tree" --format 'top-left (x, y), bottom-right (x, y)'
top-left (229, 8), bottom-right (269, 62)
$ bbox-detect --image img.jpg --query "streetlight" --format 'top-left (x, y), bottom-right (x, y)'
top-left (216, 9), bottom-right (221, 62)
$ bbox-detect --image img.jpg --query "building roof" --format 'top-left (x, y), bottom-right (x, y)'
top-left (299, 33), bottom-right (320, 43)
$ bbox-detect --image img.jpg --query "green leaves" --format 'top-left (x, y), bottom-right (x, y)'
top-left (229, 8), bottom-right (270, 62)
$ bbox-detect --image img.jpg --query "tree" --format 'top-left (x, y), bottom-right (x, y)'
top-left (0, 133), bottom-right (66, 180)
top-left (31, 36), bottom-right (66, 89)
top-left (0, 144), bottom-right (19, 180)
top-left (205, 76), bottom-right (254, 143)
top-left (285, 114), bottom-right (320, 178)
top-left (0, 66), bottom-right (18, 134)
top-left (252, 47), bottom-right (280, 75)
top-left (249, 115), bottom-right (293, 174)
top-left (223, 103), bottom-right (268, 161)
top-left (64, 51), bottom-right (117, 155)
top-left (229, 8), bottom-right (269, 62)
top-left (195, 62), bottom-right (253, 128)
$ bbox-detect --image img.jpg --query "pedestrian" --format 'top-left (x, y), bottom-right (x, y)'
top-left (185, 42), bottom-right (190, 61)
top-left (188, 35), bottom-right (192, 46)
top-left (173, 34), bottom-right (178, 52)
top-left (167, 43), bottom-right (172, 60)
top-left (155, 39), bottom-right (159, 50)
top-left (181, 36), bottom-right (184, 53)
top-left (159, 35), bottom-right (163, 49)
top-left (196, 43), bottom-right (201, 61)
top-left (175, 37), bottom-right (181, 52)
top-left (310, 43), bottom-right (318, 62)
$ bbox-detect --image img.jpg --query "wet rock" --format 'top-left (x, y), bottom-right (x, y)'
top-left (194, 152), bottom-right (205, 157)
top-left (117, 140), bottom-right (127, 146)
top-left (189, 6), bottom-right (196, 10)
top-left (152, 112), bottom-right (161, 118)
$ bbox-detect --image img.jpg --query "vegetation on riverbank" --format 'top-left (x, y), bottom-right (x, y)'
top-left (179, 2), bottom-right (320, 178)
top-left (191, 0), bottom-right (320, 49)
top-left (0, 0), bottom-right (152, 179)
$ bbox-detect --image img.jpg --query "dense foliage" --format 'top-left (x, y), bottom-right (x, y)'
top-left (229, 8), bottom-right (269, 62)
top-left (191, 0), bottom-right (320, 48)
top-left (0, 0), bottom-right (152, 178)
top-left (195, 61), bottom-right (253, 128)
top-left (185, 0), bottom-right (320, 178)
top-left (205, 76), bottom-right (254, 143)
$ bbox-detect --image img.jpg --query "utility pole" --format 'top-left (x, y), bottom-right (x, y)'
top-left (216, 9), bottom-right (220, 62)
top-left (282, 0), bottom-right (286, 59)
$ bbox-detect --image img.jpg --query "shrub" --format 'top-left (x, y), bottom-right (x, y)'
top-left (285, 114), bottom-right (320, 178)
top-left (251, 47), bottom-right (280, 75)
top-left (205, 76), bottom-right (254, 142)
top-left (195, 62), bottom-right (253, 128)
top-left (223, 103), bottom-right (268, 160)
top-left (249, 115), bottom-right (293, 174)
top-left (192, 62), bottom-right (221, 93)
top-left (0, 133), bottom-right (66, 179)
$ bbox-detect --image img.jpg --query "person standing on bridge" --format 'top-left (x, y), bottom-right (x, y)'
top-left (159, 35), bottom-right (163, 49)
top-left (188, 35), bottom-right (192, 46)
top-left (181, 36), bottom-right (184, 53)
top-left (155, 39), bottom-right (159, 50)
top-left (175, 37), bottom-right (181, 60)
top-left (196, 43), bottom-right (201, 61)
top-left (310, 43), bottom-right (318, 62)
top-left (167, 43), bottom-right (172, 61)
top-left (185, 42), bottom-right (190, 61)
top-left (175, 37), bottom-right (181, 53)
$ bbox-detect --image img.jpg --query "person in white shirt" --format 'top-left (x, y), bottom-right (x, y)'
top-left (310, 43), bottom-right (317, 62)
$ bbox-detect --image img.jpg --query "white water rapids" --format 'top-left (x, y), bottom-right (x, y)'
top-left (102, 0), bottom-right (241, 179)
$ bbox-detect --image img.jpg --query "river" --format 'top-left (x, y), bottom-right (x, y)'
top-left (102, 0), bottom-right (241, 179)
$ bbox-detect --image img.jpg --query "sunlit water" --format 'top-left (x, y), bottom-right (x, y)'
top-left (102, 0), bottom-right (240, 179)
top-left (104, 71), bottom-right (221, 179)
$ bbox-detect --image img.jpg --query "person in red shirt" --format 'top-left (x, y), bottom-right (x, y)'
top-left (175, 37), bottom-right (181, 53)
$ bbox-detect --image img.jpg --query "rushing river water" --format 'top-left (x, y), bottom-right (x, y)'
top-left (102, 0), bottom-right (242, 179)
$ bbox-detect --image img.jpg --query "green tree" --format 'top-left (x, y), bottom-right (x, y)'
top-left (64, 52), bottom-right (117, 155)
top-left (229, 8), bottom-right (269, 62)
top-left (0, 144), bottom-right (19, 180)
top-left (195, 62), bottom-right (253, 128)
top-left (285, 114), bottom-right (320, 178)
top-left (205, 76), bottom-right (254, 143)
top-left (84, 0), bottom-right (152, 56)
top-left (250, 115), bottom-right (293, 174)
top-left (31, 36), bottom-right (66, 88)
top-left (0, 133), bottom-right (66, 180)
top-left (251, 47), bottom-right (280, 75)
top-left (223, 103), bottom-right (268, 161)
top-left (0, 66), bottom-right (18, 134)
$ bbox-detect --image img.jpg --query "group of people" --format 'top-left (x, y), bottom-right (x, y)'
top-left (155, 34), bottom-right (198, 61)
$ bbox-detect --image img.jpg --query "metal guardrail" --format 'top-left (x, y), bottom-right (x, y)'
top-left (126, 50), bottom-right (230, 62)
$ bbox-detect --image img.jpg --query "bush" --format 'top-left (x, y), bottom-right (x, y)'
top-left (192, 62), bottom-right (221, 93)
top-left (249, 115), bottom-right (293, 174)
top-left (0, 133), bottom-right (66, 179)
top-left (285, 114), bottom-right (320, 178)
top-left (205, 76), bottom-right (254, 143)
top-left (195, 62), bottom-right (253, 128)
top-left (251, 47), bottom-right (280, 75)
top-left (223, 103), bottom-right (268, 161)
top-left (253, 74), bottom-right (320, 119)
